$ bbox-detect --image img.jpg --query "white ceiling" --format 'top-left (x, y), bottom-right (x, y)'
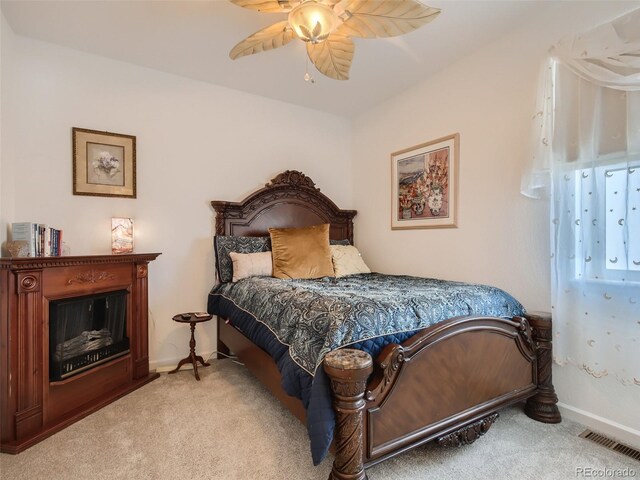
top-left (2, 0), bottom-right (559, 117)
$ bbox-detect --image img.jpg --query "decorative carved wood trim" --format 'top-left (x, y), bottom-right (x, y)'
top-left (136, 264), bottom-right (148, 279)
top-left (14, 272), bottom-right (44, 440)
top-left (66, 269), bottom-right (116, 285)
top-left (436, 413), bottom-right (499, 448)
top-left (0, 253), bottom-right (161, 271)
top-left (17, 272), bottom-right (40, 294)
top-left (324, 349), bottom-right (373, 480)
top-left (365, 344), bottom-right (404, 402)
top-left (211, 170), bottom-right (357, 244)
top-left (515, 316), bottom-right (535, 353)
top-left (524, 312), bottom-right (561, 424)
top-left (374, 316), bottom-right (535, 368)
top-left (265, 170), bottom-right (318, 190)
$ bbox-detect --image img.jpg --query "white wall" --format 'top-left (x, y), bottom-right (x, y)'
top-left (1, 14), bottom-right (16, 241)
top-left (351, 2), bottom-right (639, 446)
top-left (0, 26), bottom-right (353, 369)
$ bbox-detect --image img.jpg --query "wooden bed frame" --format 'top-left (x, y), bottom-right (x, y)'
top-left (211, 170), bottom-right (561, 480)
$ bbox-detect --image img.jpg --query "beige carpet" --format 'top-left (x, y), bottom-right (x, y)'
top-left (1, 360), bottom-right (637, 480)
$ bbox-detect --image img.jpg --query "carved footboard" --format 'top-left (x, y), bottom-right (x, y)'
top-left (324, 314), bottom-right (560, 480)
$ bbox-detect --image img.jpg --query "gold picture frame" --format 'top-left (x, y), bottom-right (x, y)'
top-left (391, 133), bottom-right (459, 229)
top-left (73, 127), bottom-right (136, 198)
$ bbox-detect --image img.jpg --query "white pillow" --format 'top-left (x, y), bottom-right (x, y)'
top-left (230, 251), bottom-right (273, 282)
top-left (330, 245), bottom-right (371, 278)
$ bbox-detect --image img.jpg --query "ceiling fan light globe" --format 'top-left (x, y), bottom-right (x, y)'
top-left (288, 1), bottom-right (339, 43)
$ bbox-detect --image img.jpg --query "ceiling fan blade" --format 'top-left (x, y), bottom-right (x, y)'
top-left (306, 34), bottom-right (354, 80)
top-left (336, 0), bottom-right (441, 38)
top-left (230, 21), bottom-right (295, 59)
top-left (230, 0), bottom-right (295, 13)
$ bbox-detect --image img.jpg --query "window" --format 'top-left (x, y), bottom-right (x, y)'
top-left (572, 161), bottom-right (640, 283)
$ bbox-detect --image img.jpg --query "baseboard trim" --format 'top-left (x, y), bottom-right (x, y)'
top-left (557, 402), bottom-right (640, 449)
top-left (150, 351), bottom-right (215, 373)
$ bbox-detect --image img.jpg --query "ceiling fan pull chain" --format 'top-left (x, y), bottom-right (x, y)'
top-left (304, 56), bottom-right (315, 84)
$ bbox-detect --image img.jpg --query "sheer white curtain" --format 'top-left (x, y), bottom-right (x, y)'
top-left (524, 9), bottom-right (640, 386)
top-left (552, 65), bottom-right (639, 385)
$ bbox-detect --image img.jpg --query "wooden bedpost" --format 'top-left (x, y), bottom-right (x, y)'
top-left (524, 312), bottom-right (562, 423)
top-left (324, 349), bottom-right (373, 480)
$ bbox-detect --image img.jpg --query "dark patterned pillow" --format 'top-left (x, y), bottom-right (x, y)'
top-left (214, 236), bottom-right (271, 283)
top-left (330, 239), bottom-right (351, 246)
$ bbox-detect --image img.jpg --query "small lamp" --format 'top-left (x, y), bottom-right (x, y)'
top-left (111, 218), bottom-right (134, 254)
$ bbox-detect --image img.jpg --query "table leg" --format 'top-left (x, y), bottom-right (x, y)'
top-left (167, 356), bottom-right (192, 374)
top-left (191, 353), bottom-right (200, 381)
top-left (187, 322), bottom-right (200, 380)
top-left (168, 321), bottom-right (209, 381)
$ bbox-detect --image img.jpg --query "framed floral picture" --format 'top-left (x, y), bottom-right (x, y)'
top-left (72, 127), bottom-right (136, 198)
top-left (391, 133), bottom-right (459, 229)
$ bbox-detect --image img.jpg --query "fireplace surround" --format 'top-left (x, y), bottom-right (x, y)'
top-left (0, 253), bottom-right (160, 453)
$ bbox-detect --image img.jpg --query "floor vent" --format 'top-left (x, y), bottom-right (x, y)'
top-left (579, 430), bottom-right (640, 462)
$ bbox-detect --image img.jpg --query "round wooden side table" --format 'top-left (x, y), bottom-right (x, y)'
top-left (168, 312), bottom-right (212, 381)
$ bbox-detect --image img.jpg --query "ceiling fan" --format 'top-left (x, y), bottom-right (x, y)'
top-left (228, 0), bottom-right (441, 81)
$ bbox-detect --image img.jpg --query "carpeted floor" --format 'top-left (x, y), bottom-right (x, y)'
top-left (0, 360), bottom-right (637, 480)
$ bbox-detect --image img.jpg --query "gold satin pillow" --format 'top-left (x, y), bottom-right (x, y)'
top-left (269, 224), bottom-right (335, 279)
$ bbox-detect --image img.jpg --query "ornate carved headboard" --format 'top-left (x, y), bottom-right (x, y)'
top-left (211, 170), bottom-right (357, 243)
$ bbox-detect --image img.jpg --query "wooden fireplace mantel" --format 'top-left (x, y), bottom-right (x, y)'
top-left (0, 253), bottom-right (161, 453)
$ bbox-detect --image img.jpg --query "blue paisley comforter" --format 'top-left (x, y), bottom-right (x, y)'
top-left (209, 273), bottom-right (524, 375)
top-left (207, 273), bottom-right (524, 465)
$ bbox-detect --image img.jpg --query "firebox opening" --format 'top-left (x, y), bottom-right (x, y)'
top-left (49, 290), bottom-right (130, 381)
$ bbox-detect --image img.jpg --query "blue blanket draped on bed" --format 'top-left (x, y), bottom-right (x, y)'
top-left (207, 273), bottom-right (525, 465)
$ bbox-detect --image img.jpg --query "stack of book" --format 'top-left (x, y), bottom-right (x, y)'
top-left (11, 222), bottom-right (63, 257)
